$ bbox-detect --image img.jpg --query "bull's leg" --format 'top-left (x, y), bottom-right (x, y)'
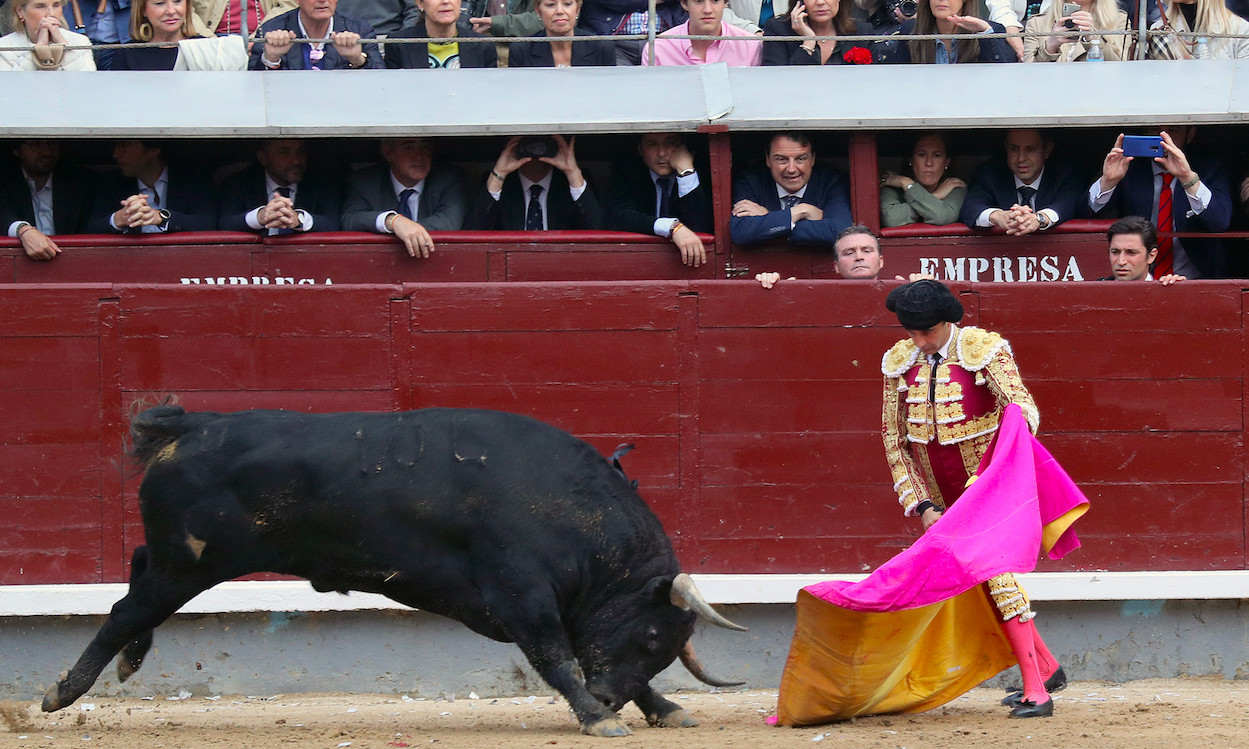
top-left (634, 685), bottom-right (699, 728)
top-left (116, 546), bottom-right (154, 682)
top-left (520, 652), bottom-right (631, 737)
top-left (42, 553), bottom-right (212, 713)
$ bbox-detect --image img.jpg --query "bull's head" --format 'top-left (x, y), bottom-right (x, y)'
top-left (575, 573), bottom-right (746, 713)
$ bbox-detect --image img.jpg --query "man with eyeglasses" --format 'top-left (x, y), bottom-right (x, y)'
top-left (729, 130), bottom-right (851, 247)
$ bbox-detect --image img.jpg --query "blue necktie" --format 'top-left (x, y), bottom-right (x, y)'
top-left (781, 194), bottom-right (799, 210)
top-left (656, 176), bottom-right (675, 218)
top-left (398, 188), bottom-right (417, 221)
top-left (525, 184), bottom-right (544, 231)
top-left (759, 0), bottom-right (775, 25)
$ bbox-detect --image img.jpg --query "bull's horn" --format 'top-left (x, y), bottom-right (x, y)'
top-left (679, 641), bottom-right (745, 687)
top-left (670, 573), bottom-right (748, 631)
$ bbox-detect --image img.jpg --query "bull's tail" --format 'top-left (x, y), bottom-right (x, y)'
top-left (128, 399), bottom-right (197, 469)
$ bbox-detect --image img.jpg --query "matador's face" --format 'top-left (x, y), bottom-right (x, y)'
top-left (906, 321), bottom-right (952, 357)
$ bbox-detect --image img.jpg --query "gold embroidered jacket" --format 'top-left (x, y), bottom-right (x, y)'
top-left (881, 325), bottom-right (1039, 516)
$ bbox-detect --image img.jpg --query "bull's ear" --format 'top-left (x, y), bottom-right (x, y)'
top-left (641, 575), bottom-right (675, 604)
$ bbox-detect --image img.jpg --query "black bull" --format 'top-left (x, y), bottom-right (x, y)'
top-left (43, 405), bottom-right (746, 737)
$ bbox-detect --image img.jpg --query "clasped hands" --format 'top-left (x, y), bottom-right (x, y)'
top-left (258, 191), bottom-right (302, 231)
top-left (112, 194), bottom-right (163, 230)
top-left (990, 204), bottom-right (1040, 236)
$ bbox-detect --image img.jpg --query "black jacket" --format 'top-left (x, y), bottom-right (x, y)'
top-left (385, 19), bottom-right (498, 68)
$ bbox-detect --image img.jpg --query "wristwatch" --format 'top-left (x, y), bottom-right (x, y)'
top-left (677, 168), bottom-right (696, 178)
top-left (157, 209), bottom-right (172, 230)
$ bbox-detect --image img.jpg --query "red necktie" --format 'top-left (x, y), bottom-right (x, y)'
top-left (1155, 173), bottom-right (1174, 277)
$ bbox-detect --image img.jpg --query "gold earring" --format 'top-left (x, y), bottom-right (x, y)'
top-left (138, 21), bottom-right (153, 40)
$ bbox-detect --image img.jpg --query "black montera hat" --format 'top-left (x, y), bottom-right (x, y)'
top-left (885, 280), bottom-right (965, 330)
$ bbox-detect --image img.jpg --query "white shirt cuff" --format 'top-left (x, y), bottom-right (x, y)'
top-left (654, 217), bottom-right (678, 237)
top-left (676, 172), bottom-right (699, 197)
top-left (976, 208), bottom-right (996, 227)
top-left (1088, 179), bottom-right (1114, 211)
top-left (297, 209), bottom-right (313, 232)
top-left (1038, 208), bottom-right (1059, 228)
top-left (245, 207), bottom-right (264, 231)
top-left (8, 220), bottom-right (29, 238)
top-left (569, 182), bottom-right (587, 201)
top-left (377, 211), bottom-right (397, 234)
top-left (1186, 181), bottom-right (1212, 213)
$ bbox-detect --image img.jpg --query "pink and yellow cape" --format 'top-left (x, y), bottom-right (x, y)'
top-left (775, 405), bottom-right (1089, 725)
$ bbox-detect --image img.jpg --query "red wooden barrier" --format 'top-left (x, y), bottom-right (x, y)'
top-left (0, 281), bottom-right (1243, 584)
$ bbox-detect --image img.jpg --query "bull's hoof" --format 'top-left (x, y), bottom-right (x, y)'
top-left (41, 683), bottom-right (65, 713)
top-left (647, 707), bottom-right (699, 728)
top-left (582, 716), bottom-right (633, 737)
top-left (117, 658), bottom-right (140, 683)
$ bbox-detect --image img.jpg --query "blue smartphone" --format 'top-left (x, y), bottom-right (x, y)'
top-left (1122, 135), bottom-right (1163, 158)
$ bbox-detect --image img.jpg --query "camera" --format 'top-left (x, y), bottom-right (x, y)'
top-left (870, 0), bottom-right (917, 28)
top-left (516, 136), bottom-right (559, 159)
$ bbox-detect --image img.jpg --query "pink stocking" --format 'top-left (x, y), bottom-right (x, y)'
top-left (1030, 620), bottom-right (1059, 681)
top-left (1000, 616), bottom-right (1048, 705)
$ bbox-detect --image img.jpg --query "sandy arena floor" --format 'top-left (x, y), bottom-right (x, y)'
top-left (2, 679), bottom-right (1246, 749)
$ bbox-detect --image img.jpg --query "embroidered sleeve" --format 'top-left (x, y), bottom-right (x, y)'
top-left (882, 374), bottom-right (932, 516)
top-left (980, 343), bottom-right (1040, 434)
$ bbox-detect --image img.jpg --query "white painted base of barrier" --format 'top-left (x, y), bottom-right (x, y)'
top-left (3, 571), bottom-right (1248, 617)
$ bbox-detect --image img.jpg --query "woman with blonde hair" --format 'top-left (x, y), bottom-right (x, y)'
top-left (1023, 0), bottom-right (1128, 61)
top-left (0, 0), bottom-right (96, 70)
top-left (109, 0), bottom-right (200, 69)
top-left (1149, 0), bottom-right (1249, 58)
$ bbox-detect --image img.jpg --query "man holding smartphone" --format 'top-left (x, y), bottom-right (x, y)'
top-left (1088, 128), bottom-right (1233, 279)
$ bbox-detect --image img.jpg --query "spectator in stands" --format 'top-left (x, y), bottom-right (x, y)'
top-left (730, 131), bottom-right (852, 247)
top-left (0, 140), bottom-right (96, 260)
top-left (1089, 129), bottom-right (1232, 278)
top-left (1150, 0), bottom-right (1249, 58)
top-left (191, 0), bottom-right (295, 37)
top-left (834, 224), bottom-right (884, 278)
top-left (761, 0), bottom-right (867, 65)
top-left (250, 0), bottom-right (383, 69)
top-left (91, 0), bottom-right (130, 70)
top-left (218, 139), bottom-right (341, 234)
top-left (605, 132), bottom-right (713, 266)
top-left (1102, 216), bottom-right (1186, 284)
top-left (341, 137), bottom-right (467, 258)
top-left (508, 0), bottom-right (615, 65)
top-left (729, 0), bottom-right (794, 27)
top-left (386, 0), bottom-right (498, 67)
top-left (644, 0), bottom-right (763, 64)
top-left (0, 0), bottom-right (96, 70)
top-left (959, 128), bottom-right (1081, 235)
top-left (335, 0), bottom-right (418, 35)
top-left (89, 140), bottom-right (217, 233)
top-left (110, 0), bottom-right (202, 69)
top-left (1023, 0), bottom-right (1128, 61)
top-left (469, 0), bottom-right (544, 43)
top-left (578, 0), bottom-right (686, 65)
top-left (894, 0), bottom-right (1018, 62)
top-left (471, 135), bottom-right (604, 230)
top-left (880, 132), bottom-right (965, 227)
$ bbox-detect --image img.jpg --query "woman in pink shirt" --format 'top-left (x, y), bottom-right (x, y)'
top-left (643, 0), bottom-right (762, 65)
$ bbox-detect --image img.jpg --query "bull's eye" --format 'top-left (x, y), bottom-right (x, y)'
top-left (644, 625), bottom-right (662, 652)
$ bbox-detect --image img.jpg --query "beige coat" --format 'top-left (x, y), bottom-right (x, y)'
top-left (191, 0), bottom-right (297, 36)
top-left (1022, 9), bottom-right (1129, 62)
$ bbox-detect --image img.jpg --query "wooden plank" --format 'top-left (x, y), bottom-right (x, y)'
top-left (502, 247), bottom-right (716, 281)
top-left (1031, 379), bottom-right (1242, 433)
top-left (700, 380), bottom-right (882, 434)
top-left (881, 234), bottom-right (1106, 283)
top-left (0, 286), bottom-right (106, 337)
top-left (13, 246), bottom-right (258, 285)
top-left (1043, 432), bottom-right (1242, 485)
top-left (407, 383), bottom-right (679, 435)
top-left (99, 297), bottom-right (125, 583)
top-left (264, 245), bottom-right (489, 284)
top-left (408, 283), bottom-right (682, 332)
top-left (977, 282), bottom-right (1243, 333)
top-left (119, 286), bottom-right (394, 337)
top-left (692, 280), bottom-right (899, 328)
top-left (0, 390), bottom-right (100, 443)
top-left (123, 389), bottom-right (397, 413)
top-left (698, 327), bottom-right (904, 382)
top-left (408, 330), bottom-right (680, 383)
top-left (0, 444), bottom-right (98, 498)
top-left (0, 337), bottom-right (99, 390)
top-left (0, 497), bottom-right (103, 584)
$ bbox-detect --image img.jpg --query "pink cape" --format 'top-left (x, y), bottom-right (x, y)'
top-left (774, 404), bottom-right (1090, 725)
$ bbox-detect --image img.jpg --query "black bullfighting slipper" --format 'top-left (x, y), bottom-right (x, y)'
top-left (1001, 667), bottom-right (1068, 707)
top-left (1008, 698), bottom-right (1054, 719)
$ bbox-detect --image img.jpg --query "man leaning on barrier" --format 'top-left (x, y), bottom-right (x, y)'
top-left (249, 0), bottom-right (383, 69)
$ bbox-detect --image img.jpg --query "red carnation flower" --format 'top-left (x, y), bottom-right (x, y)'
top-left (843, 46), bottom-right (873, 64)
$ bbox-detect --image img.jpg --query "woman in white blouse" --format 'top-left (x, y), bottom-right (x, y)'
top-left (0, 0), bottom-right (96, 70)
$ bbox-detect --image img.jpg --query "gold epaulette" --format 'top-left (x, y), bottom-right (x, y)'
top-left (954, 327), bottom-right (1009, 372)
top-left (881, 338), bottom-right (920, 377)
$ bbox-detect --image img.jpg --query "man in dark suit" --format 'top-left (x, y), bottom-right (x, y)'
top-left (1088, 128), bottom-right (1232, 279)
top-left (605, 133), bottom-right (713, 267)
top-left (384, 0), bottom-right (497, 68)
top-left (471, 135), bottom-right (603, 231)
top-left (88, 140), bottom-right (216, 234)
top-left (250, 0), bottom-right (383, 70)
top-left (730, 131), bottom-right (852, 247)
top-left (219, 140), bottom-right (341, 234)
top-left (1, 139), bottom-right (96, 261)
top-left (341, 137), bottom-right (467, 258)
top-left (959, 128), bottom-right (1082, 236)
